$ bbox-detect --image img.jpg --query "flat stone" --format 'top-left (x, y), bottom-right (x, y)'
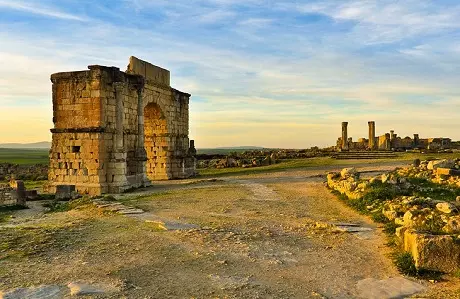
top-left (96, 203), bottom-right (125, 208)
top-left (1, 285), bottom-right (67, 299)
top-left (330, 222), bottom-right (361, 227)
top-left (334, 226), bottom-right (373, 233)
top-left (356, 277), bottom-right (426, 299)
top-left (67, 282), bottom-right (107, 296)
top-left (117, 209), bottom-right (144, 215)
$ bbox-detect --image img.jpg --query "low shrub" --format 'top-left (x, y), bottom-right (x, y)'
top-left (394, 252), bottom-right (417, 276)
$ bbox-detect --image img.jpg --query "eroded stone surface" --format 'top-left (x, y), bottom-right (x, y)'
top-left (356, 277), bottom-right (426, 299)
top-left (67, 282), bottom-right (108, 296)
top-left (0, 285), bottom-right (67, 299)
top-left (238, 180), bottom-right (280, 201)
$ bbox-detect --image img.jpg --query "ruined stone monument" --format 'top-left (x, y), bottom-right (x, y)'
top-left (341, 122), bottom-right (348, 150)
top-left (368, 121), bottom-right (376, 150)
top-left (47, 56), bottom-right (196, 195)
top-left (336, 121), bottom-right (455, 152)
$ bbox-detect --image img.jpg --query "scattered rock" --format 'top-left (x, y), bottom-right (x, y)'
top-left (436, 202), bottom-right (456, 214)
top-left (340, 168), bottom-right (358, 179)
top-left (427, 159), bottom-right (454, 170)
top-left (443, 216), bottom-right (460, 234)
top-left (382, 208), bottom-right (398, 221)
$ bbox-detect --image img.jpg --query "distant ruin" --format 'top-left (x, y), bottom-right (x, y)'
top-left (337, 121), bottom-right (455, 151)
top-left (46, 57), bottom-right (196, 196)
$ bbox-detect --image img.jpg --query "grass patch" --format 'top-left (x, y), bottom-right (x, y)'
top-left (407, 177), bottom-right (460, 202)
top-left (394, 252), bottom-right (417, 276)
top-left (0, 221), bottom-right (92, 261)
top-left (23, 180), bottom-right (47, 190)
top-left (42, 197), bottom-right (93, 213)
top-left (0, 148), bottom-right (49, 165)
top-left (0, 205), bottom-right (29, 223)
top-left (383, 221), bottom-right (400, 234)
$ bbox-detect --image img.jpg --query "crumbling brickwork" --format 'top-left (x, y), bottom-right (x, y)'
top-left (0, 180), bottom-right (26, 206)
top-left (0, 184), bottom-right (16, 206)
top-left (47, 57), bottom-right (196, 196)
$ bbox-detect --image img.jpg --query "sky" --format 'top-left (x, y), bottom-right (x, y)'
top-left (0, 0), bottom-right (459, 148)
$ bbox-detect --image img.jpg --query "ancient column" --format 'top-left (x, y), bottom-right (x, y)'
top-left (390, 130), bottom-right (395, 149)
top-left (385, 133), bottom-right (391, 150)
top-left (341, 122), bottom-right (348, 150)
top-left (137, 88), bottom-right (145, 150)
top-left (134, 85), bottom-right (150, 187)
top-left (113, 83), bottom-right (124, 150)
top-left (368, 121), bottom-right (376, 150)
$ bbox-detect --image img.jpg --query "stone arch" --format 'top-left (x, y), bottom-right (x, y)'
top-left (144, 102), bottom-right (169, 180)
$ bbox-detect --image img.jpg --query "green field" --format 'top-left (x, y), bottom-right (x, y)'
top-left (0, 148), bottom-right (49, 165)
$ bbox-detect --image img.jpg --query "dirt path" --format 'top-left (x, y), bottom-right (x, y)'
top-left (0, 162), bottom-right (438, 298)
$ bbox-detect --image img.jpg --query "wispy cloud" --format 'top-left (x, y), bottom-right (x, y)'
top-left (294, 0), bottom-right (460, 44)
top-left (0, 0), bottom-right (88, 21)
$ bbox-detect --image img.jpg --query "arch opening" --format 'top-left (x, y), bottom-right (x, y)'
top-left (144, 102), bottom-right (169, 180)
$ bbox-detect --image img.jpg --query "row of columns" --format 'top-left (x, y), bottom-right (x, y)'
top-left (341, 121), bottom-right (377, 150)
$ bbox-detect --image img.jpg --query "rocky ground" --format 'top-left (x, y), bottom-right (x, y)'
top-left (1, 160), bottom-right (459, 298)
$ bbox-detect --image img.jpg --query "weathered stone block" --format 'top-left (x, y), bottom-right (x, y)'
top-left (55, 185), bottom-right (76, 200)
top-left (404, 229), bottom-right (460, 273)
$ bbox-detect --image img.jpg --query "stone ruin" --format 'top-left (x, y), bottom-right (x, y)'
top-left (337, 121), bottom-right (455, 151)
top-left (46, 56), bottom-right (196, 196)
top-left (0, 180), bottom-right (28, 206)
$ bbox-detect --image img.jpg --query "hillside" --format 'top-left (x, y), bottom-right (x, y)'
top-left (0, 142), bottom-right (51, 149)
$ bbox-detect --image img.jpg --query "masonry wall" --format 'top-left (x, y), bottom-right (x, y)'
top-left (47, 57), bottom-right (195, 196)
top-left (127, 57), bottom-right (193, 180)
top-left (0, 184), bottom-right (16, 206)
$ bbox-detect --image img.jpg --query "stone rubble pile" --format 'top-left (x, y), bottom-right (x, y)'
top-left (396, 158), bottom-right (460, 186)
top-left (327, 159), bottom-right (460, 273)
top-left (0, 163), bottom-right (48, 182)
top-left (197, 154), bottom-right (278, 169)
top-left (196, 147), bottom-right (334, 169)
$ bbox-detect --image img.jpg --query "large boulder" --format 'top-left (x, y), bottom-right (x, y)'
top-left (427, 159), bottom-right (455, 170)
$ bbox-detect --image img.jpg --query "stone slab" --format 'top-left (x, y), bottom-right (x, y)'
top-left (0, 285), bottom-right (67, 299)
top-left (356, 277), bottom-right (426, 299)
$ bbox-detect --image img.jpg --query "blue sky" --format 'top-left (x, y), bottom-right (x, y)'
top-left (0, 0), bottom-right (459, 147)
